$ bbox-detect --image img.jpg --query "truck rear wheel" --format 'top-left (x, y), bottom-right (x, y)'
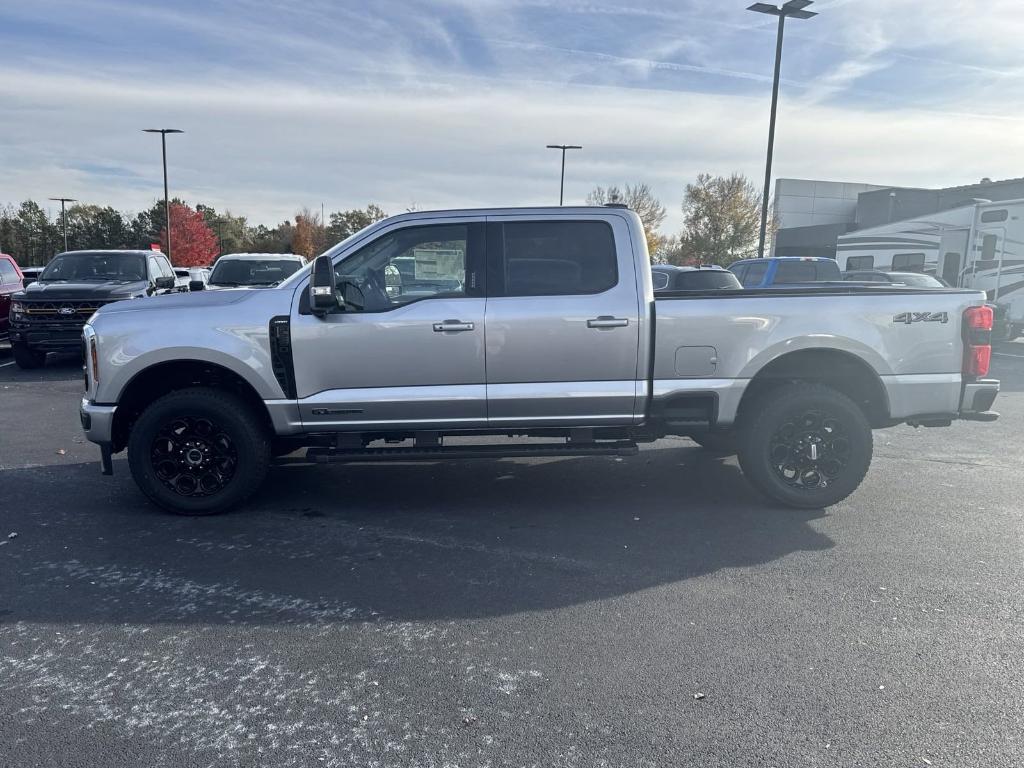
top-left (12, 342), bottom-right (47, 370)
top-left (737, 383), bottom-right (872, 509)
top-left (127, 387), bottom-right (271, 515)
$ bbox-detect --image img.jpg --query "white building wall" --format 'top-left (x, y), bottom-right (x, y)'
top-left (773, 178), bottom-right (889, 230)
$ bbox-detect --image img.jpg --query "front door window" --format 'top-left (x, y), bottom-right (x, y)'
top-left (336, 224), bottom-right (471, 312)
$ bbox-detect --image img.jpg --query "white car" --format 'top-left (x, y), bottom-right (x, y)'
top-left (174, 267), bottom-right (211, 291)
top-left (204, 253), bottom-right (306, 290)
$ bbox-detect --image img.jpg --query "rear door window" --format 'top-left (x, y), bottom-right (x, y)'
top-left (741, 262), bottom-right (768, 287)
top-left (495, 221), bottom-right (617, 296)
top-left (846, 255), bottom-right (874, 270)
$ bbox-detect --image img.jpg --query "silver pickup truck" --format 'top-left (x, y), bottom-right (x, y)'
top-left (80, 206), bottom-right (1000, 515)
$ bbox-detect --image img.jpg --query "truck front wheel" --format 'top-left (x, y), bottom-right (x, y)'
top-left (12, 342), bottom-right (47, 370)
top-left (127, 387), bottom-right (271, 515)
top-left (737, 383), bottom-right (872, 509)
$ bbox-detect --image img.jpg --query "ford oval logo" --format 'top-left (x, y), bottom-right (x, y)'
top-left (59, 305), bottom-right (76, 315)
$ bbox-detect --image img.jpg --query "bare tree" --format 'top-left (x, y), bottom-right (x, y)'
top-left (587, 183), bottom-right (667, 257)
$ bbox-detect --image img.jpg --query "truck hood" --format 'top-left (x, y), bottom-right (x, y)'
top-left (22, 280), bottom-right (149, 300)
top-left (94, 286), bottom-right (261, 315)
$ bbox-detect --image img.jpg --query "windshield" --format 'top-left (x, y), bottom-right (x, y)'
top-left (39, 252), bottom-right (146, 282)
top-left (209, 258), bottom-right (303, 286)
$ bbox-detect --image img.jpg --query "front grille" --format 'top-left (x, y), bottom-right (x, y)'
top-left (21, 300), bottom-right (111, 320)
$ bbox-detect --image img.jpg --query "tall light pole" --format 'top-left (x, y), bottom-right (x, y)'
top-left (48, 197), bottom-right (77, 252)
top-left (142, 128), bottom-right (184, 260)
top-left (546, 144), bottom-right (583, 205)
top-left (747, 0), bottom-right (817, 257)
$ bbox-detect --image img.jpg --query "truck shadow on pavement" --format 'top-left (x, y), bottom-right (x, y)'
top-left (1, 444), bottom-right (834, 626)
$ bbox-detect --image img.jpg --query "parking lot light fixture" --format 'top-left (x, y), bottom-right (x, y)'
top-left (546, 144), bottom-right (583, 206)
top-left (48, 197), bottom-right (77, 252)
top-left (142, 128), bottom-right (184, 261)
top-left (747, 0), bottom-right (818, 257)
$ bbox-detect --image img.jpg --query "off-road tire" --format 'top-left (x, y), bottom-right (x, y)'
top-left (127, 387), bottom-right (271, 515)
top-left (737, 383), bottom-right (872, 509)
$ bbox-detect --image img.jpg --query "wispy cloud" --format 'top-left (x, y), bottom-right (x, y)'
top-left (1, 0), bottom-right (1023, 235)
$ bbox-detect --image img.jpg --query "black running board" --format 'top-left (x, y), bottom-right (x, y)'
top-left (291, 441), bottom-right (639, 464)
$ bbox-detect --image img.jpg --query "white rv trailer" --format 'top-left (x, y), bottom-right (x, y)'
top-left (836, 198), bottom-right (1024, 336)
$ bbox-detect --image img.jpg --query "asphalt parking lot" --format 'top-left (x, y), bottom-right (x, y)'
top-left (1, 344), bottom-right (1023, 768)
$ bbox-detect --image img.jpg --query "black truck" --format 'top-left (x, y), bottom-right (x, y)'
top-left (8, 250), bottom-right (179, 369)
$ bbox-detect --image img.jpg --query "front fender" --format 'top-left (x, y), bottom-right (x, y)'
top-left (93, 315), bottom-right (283, 404)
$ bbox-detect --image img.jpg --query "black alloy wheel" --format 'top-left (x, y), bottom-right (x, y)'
top-left (738, 383), bottom-right (872, 509)
top-left (767, 409), bottom-right (850, 491)
top-left (150, 414), bottom-right (239, 498)
top-left (128, 387), bottom-right (270, 515)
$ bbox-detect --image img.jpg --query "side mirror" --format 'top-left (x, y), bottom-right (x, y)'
top-left (189, 280), bottom-right (205, 292)
top-left (309, 255), bottom-right (338, 316)
top-left (154, 276), bottom-right (176, 290)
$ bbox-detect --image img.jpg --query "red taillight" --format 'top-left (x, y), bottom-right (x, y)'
top-left (966, 345), bottom-right (991, 377)
top-left (963, 305), bottom-right (993, 377)
top-left (965, 305), bottom-right (993, 331)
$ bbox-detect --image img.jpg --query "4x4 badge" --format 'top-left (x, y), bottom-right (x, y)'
top-left (893, 311), bottom-right (948, 324)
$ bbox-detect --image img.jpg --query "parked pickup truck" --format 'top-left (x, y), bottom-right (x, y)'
top-left (79, 207), bottom-right (1000, 515)
top-left (10, 249), bottom-right (178, 369)
top-left (730, 256), bottom-right (842, 288)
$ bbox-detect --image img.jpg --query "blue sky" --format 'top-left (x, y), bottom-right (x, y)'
top-left (2, 0), bottom-right (1023, 233)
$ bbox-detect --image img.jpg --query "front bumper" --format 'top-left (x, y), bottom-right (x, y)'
top-left (11, 322), bottom-right (87, 350)
top-left (81, 398), bottom-right (117, 475)
top-left (960, 379), bottom-right (1000, 422)
top-left (80, 398), bottom-right (117, 444)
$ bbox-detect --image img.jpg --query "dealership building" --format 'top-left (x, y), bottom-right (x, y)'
top-left (771, 176), bottom-right (1024, 258)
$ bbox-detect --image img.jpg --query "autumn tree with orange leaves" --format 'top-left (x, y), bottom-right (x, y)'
top-left (159, 203), bottom-right (219, 266)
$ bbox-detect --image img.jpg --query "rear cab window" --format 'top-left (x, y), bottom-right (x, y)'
top-left (773, 260), bottom-right (817, 284)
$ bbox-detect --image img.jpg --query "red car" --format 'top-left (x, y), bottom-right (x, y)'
top-left (0, 253), bottom-right (25, 342)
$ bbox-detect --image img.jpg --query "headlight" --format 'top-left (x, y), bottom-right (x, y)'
top-left (10, 300), bottom-right (24, 320)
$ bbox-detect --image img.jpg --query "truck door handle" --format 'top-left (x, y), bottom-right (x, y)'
top-left (587, 316), bottom-right (629, 329)
top-left (433, 320), bottom-right (475, 332)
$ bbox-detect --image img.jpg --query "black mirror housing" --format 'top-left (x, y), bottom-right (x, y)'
top-left (310, 255), bottom-right (338, 316)
top-left (188, 280), bottom-right (205, 291)
top-left (154, 276), bottom-right (176, 290)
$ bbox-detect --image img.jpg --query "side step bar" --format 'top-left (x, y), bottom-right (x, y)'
top-left (295, 440), bottom-right (639, 464)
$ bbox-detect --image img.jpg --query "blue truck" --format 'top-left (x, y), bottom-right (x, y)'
top-left (729, 256), bottom-right (842, 288)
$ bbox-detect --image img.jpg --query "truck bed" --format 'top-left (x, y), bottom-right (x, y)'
top-left (651, 286), bottom-right (987, 426)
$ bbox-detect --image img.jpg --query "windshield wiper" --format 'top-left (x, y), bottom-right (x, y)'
top-left (209, 281), bottom-right (239, 287)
